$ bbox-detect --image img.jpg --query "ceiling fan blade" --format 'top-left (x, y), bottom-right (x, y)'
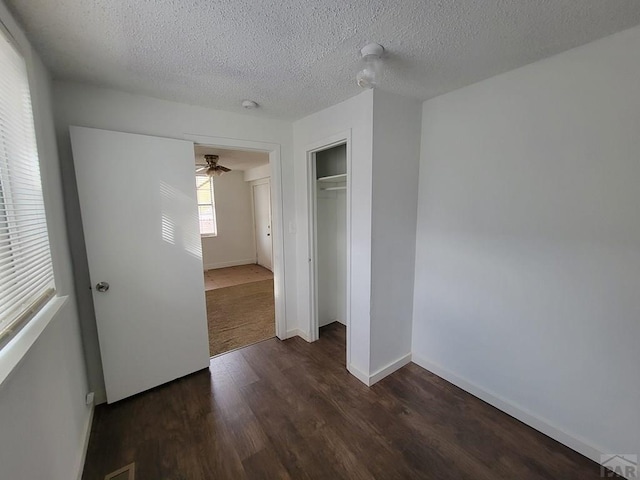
top-left (196, 166), bottom-right (207, 172)
top-left (218, 165), bottom-right (232, 172)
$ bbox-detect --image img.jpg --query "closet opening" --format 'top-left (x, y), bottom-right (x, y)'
top-left (309, 140), bottom-right (349, 364)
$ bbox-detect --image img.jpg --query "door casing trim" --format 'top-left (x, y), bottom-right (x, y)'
top-left (185, 134), bottom-right (287, 339)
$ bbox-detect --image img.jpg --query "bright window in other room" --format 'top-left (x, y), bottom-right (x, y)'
top-left (196, 175), bottom-right (217, 236)
top-left (0, 26), bottom-right (56, 350)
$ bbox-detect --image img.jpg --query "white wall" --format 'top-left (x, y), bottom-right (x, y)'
top-left (244, 163), bottom-right (270, 182)
top-left (52, 82), bottom-right (296, 402)
top-left (293, 90), bottom-right (374, 377)
top-left (293, 90), bottom-right (421, 383)
top-left (316, 143), bottom-right (347, 177)
top-left (335, 192), bottom-right (347, 325)
top-left (316, 145), bottom-right (347, 327)
top-left (369, 90), bottom-right (422, 374)
top-left (201, 171), bottom-right (256, 270)
top-left (413, 25), bottom-right (640, 463)
top-left (0, 2), bottom-right (92, 479)
top-left (316, 190), bottom-right (338, 326)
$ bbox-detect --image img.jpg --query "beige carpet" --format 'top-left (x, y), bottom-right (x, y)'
top-left (206, 279), bottom-right (275, 356)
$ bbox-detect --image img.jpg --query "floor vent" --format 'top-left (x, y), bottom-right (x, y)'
top-left (104, 463), bottom-right (135, 480)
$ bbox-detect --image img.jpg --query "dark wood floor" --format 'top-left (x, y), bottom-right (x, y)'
top-left (83, 323), bottom-right (607, 479)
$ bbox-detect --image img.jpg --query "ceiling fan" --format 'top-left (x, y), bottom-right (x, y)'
top-left (196, 154), bottom-right (231, 177)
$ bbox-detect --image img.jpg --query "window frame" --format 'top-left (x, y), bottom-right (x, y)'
top-left (196, 174), bottom-right (218, 237)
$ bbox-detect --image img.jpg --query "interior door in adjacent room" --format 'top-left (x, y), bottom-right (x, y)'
top-left (70, 126), bottom-right (210, 403)
top-left (253, 181), bottom-right (273, 270)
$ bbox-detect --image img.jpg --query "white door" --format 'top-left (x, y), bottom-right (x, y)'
top-left (253, 182), bottom-right (272, 270)
top-left (70, 126), bottom-right (210, 403)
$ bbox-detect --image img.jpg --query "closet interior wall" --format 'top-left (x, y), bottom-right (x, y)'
top-left (316, 144), bottom-right (347, 327)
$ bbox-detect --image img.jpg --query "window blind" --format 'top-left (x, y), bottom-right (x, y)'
top-left (0, 27), bottom-right (55, 348)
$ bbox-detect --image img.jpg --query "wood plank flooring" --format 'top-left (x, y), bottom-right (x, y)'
top-left (82, 323), bottom-right (609, 479)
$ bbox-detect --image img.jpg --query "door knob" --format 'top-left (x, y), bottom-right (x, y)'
top-left (95, 281), bottom-right (110, 292)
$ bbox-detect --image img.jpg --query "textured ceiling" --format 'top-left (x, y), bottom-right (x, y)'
top-left (7, 0), bottom-right (640, 119)
top-left (194, 146), bottom-right (268, 172)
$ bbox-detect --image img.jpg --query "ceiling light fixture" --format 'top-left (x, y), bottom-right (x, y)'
top-left (356, 43), bottom-right (384, 89)
top-left (242, 99), bottom-right (259, 109)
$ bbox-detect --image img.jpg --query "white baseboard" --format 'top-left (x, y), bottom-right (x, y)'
top-left (75, 405), bottom-right (94, 480)
top-left (94, 388), bottom-right (107, 405)
top-left (203, 258), bottom-right (257, 271)
top-left (369, 353), bottom-right (412, 385)
top-left (286, 328), bottom-right (311, 342)
top-left (319, 319), bottom-right (345, 328)
top-left (347, 364), bottom-right (370, 386)
top-left (411, 353), bottom-right (605, 465)
top-left (347, 353), bottom-right (412, 387)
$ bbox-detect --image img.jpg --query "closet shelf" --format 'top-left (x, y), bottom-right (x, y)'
top-left (321, 186), bottom-right (346, 191)
top-left (317, 173), bottom-right (347, 183)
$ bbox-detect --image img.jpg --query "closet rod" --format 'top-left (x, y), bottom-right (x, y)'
top-left (317, 173), bottom-right (347, 183)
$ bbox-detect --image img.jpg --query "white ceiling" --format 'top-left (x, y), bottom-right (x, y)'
top-left (7, 0), bottom-right (640, 119)
top-left (194, 146), bottom-right (268, 172)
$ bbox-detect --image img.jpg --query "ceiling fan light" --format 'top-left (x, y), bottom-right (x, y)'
top-left (201, 153), bottom-right (228, 176)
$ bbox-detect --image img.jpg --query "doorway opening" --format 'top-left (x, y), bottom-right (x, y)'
top-left (193, 144), bottom-right (277, 357)
top-left (308, 140), bottom-right (349, 364)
